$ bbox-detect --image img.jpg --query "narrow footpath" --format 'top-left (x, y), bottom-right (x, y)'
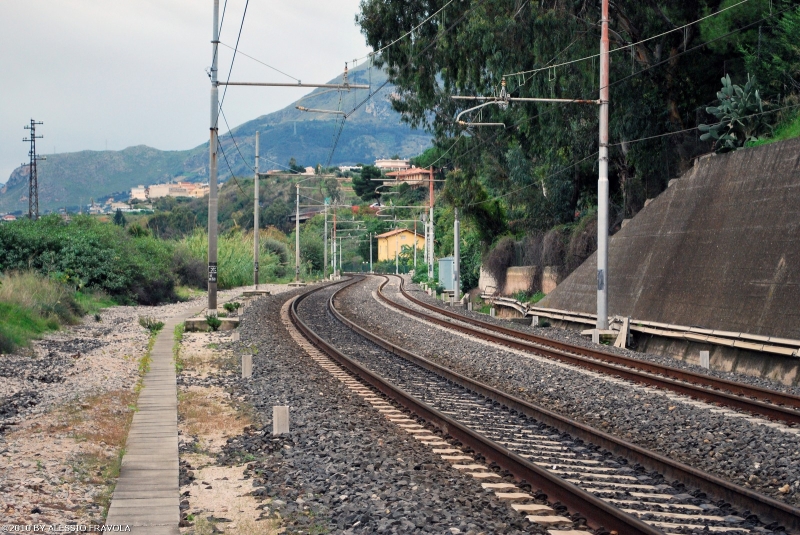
top-left (105, 313), bottom-right (191, 534)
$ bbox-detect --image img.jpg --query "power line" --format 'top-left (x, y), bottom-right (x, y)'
top-left (610, 101), bottom-right (800, 147)
top-left (327, 0), bottom-right (489, 163)
top-left (219, 106), bottom-right (254, 171)
top-left (216, 0), bottom-right (249, 128)
top-left (218, 41), bottom-right (301, 82)
top-left (351, 0), bottom-right (456, 64)
top-left (504, 0), bottom-right (752, 80)
top-left (217, 140), bottom-right (246, 195)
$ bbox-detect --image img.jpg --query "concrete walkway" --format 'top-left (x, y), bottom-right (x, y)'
top-left (106, 315), bottom-right (189, 534)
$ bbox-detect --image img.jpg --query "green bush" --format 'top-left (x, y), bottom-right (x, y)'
top-left (183, 229), bottom-right (288, 289)
top-left (0, 215), bottom-right (178, 304)
top-left (139, 316), bottom-right (165, 334)
top-left (0, 271), bottom-right (116, 353)
top-left (206, 315), bottom-right (222, 332)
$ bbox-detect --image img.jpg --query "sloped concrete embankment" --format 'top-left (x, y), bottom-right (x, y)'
top-left (540, 139), bottom-right (800, 384)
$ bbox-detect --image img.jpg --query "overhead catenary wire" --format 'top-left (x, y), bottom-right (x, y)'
top-left (219, 41), bottom-right (301, 82)
top-left (504, 0), bottom-right (752, 80)
top-left (350, 0), bottom-right (456, 65)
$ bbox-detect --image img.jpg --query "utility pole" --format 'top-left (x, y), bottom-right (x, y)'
top-left (295, 183), bottom-right (300, 282)
top-left (253, 131), bottom-right (260, 288)
top-left (22, 119), bottom-right (45, 220)
top-left (413, 219), bottom-right (417, 269)
top-left (324, 201), bottom-right (328, 279)
top-left (207, 0), bottom-right (220, 313)
top-left (369, 233), bottom-right (373, 273)
top-left (339, 236), bottom-right (342, 273)
top-left (422, 213), bottom-right (427, 266)
top-left (428, 169), bottom-right (434, 280)
top-left (454, 207), bottom-right (460, 303)
top-left (333, 209), bottom-right (337, 277)
top-left (597, 0), bottom-right (610, 330)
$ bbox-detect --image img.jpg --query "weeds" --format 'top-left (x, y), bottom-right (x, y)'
top-left (173, 322), bottom-right (185, 373)
top-left (223, 301), bottom-right (241, 313)
top-left (206, 315), bottom-right (222, 332)
top-left (138, 316), bottom-right (165, 334)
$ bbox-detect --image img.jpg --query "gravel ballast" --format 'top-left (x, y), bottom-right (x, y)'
top-left (409, 279), bottom-right (800, 396)
top-left (207, 282), bottom-right (539, 535)
top-left (335, 276), bottom-right (800, 510)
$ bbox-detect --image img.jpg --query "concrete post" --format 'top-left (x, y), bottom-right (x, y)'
top-left (395, 233), bottom-right (399, 275)
top-left (531, 315), bottom-right (539, 327)
top-left (207, 0), bottom-right (220, 313)
top-left (242, 354), bottom-right (252, 378)
top-left (596, 0), bottom-right (610, 330)
top-left (253, 131), bottom-right (259, 288)
top-left (273, 406), bottom-right (289, 435)
top-left (490, 307), bottom-right (496, 317)
top-left (700, 350), bottom-right (710, 369)
top-left (295, 184), bottom-right (300, 282)
top-left (454, 207), bottom-right (460, 303)
top-left (324, 202), bottom-right (328, 279)
top-left (369, 233), bottom-right (373, 273)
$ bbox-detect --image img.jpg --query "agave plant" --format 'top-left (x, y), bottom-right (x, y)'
top-left (699, 74), bottom-right (770, 152)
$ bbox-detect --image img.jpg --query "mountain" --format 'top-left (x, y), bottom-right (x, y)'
top-left (0, 63), bottom-right (431, 213)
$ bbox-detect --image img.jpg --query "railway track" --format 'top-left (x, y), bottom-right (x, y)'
top-left (377, 275), bottom-right (800, 426)
top-left (289, 277), bottom-right (800, 534)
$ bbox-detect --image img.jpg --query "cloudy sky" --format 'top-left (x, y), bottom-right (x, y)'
top-left (0, 1), bottom-right (372, 183)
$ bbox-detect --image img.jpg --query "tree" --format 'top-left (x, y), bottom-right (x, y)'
top-left (324, 178), bottom-right (341, 204)
top-left (288, 157), bottom-right (305, 174)
top-left (113, 208), bottom-right (126, 227)
top-left (356, 0), bottom-right (793, 227)
top-left (352, 165), bottom-right (382, 202)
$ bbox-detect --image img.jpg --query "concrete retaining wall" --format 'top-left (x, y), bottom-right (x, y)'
top-left (540, 138), bottom-right (800, 341)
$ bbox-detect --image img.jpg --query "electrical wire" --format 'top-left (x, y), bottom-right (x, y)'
top-left (351, 0), bottom-right (456, 64)
top-left (605, 6), bottom-right (794, 93)
top-left (218, 42), bottom-right (301, 82)
top-left (216, 0), bottom-right (249, 128)
top-left (258, 155), bottom-right (301, 174)
top-left (219, 106), bottom-right (254, 172)
top-left (610, 102), bottom-right (800, 147)
top-left (217, 140), bottom-right (246, 194)
top-left (504, 0), bottom-right (752, 79)
top-left (327, 0), bottom-right (489, 163)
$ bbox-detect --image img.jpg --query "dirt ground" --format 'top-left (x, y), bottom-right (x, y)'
top-left (177, 317), bottom-right (282, 535)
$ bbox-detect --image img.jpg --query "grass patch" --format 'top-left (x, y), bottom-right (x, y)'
top-left (179, 389), bottom-right (252, 439)
top-left (748, 109), bottom-right (800, 147)
top-left (174, 322), bottom-right (185, 373)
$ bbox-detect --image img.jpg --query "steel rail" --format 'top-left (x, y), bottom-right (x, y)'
top-left (327, 276), bottom-right (800, 532)
top-left (381, 275), bottom-right (800, 425)
top-left (289, 278), bottom-right (663, 535)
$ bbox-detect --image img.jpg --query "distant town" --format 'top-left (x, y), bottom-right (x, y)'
top-left (0, 158), bottom-right (418, 220)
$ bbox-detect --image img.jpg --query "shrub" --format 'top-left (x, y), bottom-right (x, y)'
top-left (223, 302), bottom-right (241, 313)
top-left (183, 230), bottom-right (288, 288)
top-left (139, 316), bottom-right (165, 334)
top-left (206, 315), bottom-right (222, 332)
top-left (0, 215), bottom-right (178, 304)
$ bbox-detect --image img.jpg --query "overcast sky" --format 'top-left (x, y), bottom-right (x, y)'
top-left (0, 1), bottom-right (372, 184)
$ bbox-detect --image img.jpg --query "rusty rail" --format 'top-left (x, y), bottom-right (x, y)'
top-left (382, 276), bottom-right (800, 425)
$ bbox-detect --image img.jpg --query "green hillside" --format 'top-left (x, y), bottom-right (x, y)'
top-left (0, 63), bottom-right (430, 214)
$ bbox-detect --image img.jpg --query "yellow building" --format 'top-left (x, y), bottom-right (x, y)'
top-left (376, 228), bottom-right (424, 262)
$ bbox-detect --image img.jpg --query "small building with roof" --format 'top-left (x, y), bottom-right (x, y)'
top-left (376, 228), bottom-right (424, 262)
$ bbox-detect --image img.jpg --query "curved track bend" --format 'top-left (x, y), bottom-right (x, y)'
top-left (377, 275), bottom-right (800, 426)
top-left (289, 276), bottom-right (800, 534)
